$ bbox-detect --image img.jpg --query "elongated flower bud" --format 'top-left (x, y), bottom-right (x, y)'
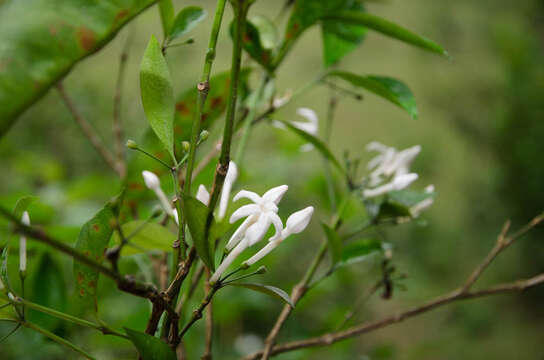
top-left (218, 161), bottom-right (238, 220)
top-left (281, 206), bottom-right (314, 239)
top-left (210, 238), bottom-right (248, 284)
top-left (142, 171), bottom-right (174, 216)
top-left (243, 241), bottom-right (279, 267)
top-left (196, 184), bottom-right (210, 206)
top-left (20, 211), bottom-right (30, 272)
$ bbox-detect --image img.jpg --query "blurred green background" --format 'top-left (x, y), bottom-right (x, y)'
top-left (1, 0), bottom-right (543, 359)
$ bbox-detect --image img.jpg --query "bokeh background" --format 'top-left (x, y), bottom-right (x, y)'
top-left (1, 0), bottom-right (543, 359)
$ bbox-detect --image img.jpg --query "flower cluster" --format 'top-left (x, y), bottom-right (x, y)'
top-left (210, 185), bottom-right (313, 284)
top-left (363, 141), bottom-right (435, 217)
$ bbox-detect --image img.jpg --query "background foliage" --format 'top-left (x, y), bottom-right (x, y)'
top-left (1, 0), bottom-right (543, 359)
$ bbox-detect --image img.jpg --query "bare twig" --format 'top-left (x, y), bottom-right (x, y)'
top-left (175, 264), bottom-right (205, 315)
top-left (202, 268), bottom-right (214, 360)
top-left (242, 215), bottom-right (544, 360)
top-left (56, 83), bottom-right (118, 174)
top-left (112, 33), bottom-right (132, 178)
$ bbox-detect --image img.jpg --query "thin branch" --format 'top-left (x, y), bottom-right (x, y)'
top-left (242, 273), bottom-right (544, 360)
top-left (176, 263), bottom-right (205, 315)
top-left (112, 32), bottom-right (132, 178)
top-left (242, 215), bottom-right (544, 360)
top-left (202, 268), bottom-right (214, 360)
top-left (56, 83), bottom-right (118, 174)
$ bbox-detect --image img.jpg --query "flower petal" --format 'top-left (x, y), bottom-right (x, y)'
top-left (233, 190), bottom-right (262, 204)
top-left (226, 214), bottom-right (257, 251)
top-left (230, 204), bottom-right (260, 224)
top-left (244, 241), bottom-right (279, 266)
top-left (296, 107), bottom-right (318, 125)
top-left (245, 214), bottom-right (271, 246)
top-left (262, 185), bottom-right (288, 205)
top-left (267, 212), bottom-right (283, 242)
top-left (196, 184), bottom-right (210, 206)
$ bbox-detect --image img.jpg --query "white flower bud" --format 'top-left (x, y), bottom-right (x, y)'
top-left (142, 170), bottom-right (174, 216)
top-left (196, 184), bottom-right (210, 206)
top-left (142, 170), bottom-right (160, 190)
top-left (20, 211), bottom-right (30, 272)
top-left (218, 161), bottom-right (238, 220)
top-left (281, 206), bottom-right (314, 239)
top-left (173, 208), bottom-right (179, 225)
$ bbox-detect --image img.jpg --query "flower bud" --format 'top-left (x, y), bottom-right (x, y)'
top-left (20, 211), bottom-right (29, 272)
top-left (199, 130), bottom-right (209, 141)
top-left (126, 139), bottom-right (138, 149)
top-left (196, 184), bottom-right (210, 206)
top-left (142, 170), bottom-right (160, 190)
top-left (282, 206), bottom-right (314, 239)
top-left (181, 141), bottom-right (190, 152)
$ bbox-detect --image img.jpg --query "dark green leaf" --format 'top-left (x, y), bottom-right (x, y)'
top-left (181, 195), bottom-right (215, 270)
top-left (168, 6), bottom-right (207, 42)
top-left (227, 283), bottom-right (294, 307)
top-left (1, 245), bottom-right (12, 294)
top-left (336, 238), bottom-right (382, 268)
top-left (73, 201), bottom-right (116, 312)
top-left (158, 0), bottom-right (175, 36)
top-left (275, 119), bottom-right (344, 172)
top-left (124, 327), bottom-right (176, 360)
top-left (140, 35), bottom-right (175, 160)
top-left (321, 0), bottom-right (366, 67)
top-left (0, 0), bottom-right (158, 136)
top-left (325, 71), bottom-right (418, 119)
top-left (112, 221), bottom-right (175, 255)
top-left (323, 11), bottom-right (447, 57)
top-left (321, 223), bottom-right (342, 266)
top-left (376, 200), bottom-right (411, 221)
top-left (29, 253), bottom-right (66, 331)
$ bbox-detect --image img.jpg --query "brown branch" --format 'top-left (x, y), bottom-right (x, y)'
top-left (242, 273), bottom-right (544, 360)
top-left (202, 268), bottom-right (214, 360)
top-left (112, 33), bottom-right (132, 179)
top-left (175, 264), bottom-right (205, 314)
top-left (242, 214), bottom-right (544, 360)
top-left (56, 83), bottom-right (118, 175)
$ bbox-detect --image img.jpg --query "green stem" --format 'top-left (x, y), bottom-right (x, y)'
top-left (206, 0), bottom-right (249, 217)
top-left (171, 168), bottom-right (184, 272)
top-left (24, 321), bottom-right (97, 360)
top-left (184, 0), bottom-right (227, 195)
top-left (323, 89), bottom-right (338, 212)
top-left (134, 147), bottom-right (173, 170)
top-left (12, 297), bottom-right (128, 339)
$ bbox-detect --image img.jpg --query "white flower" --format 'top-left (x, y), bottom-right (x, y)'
top-left (196, 184), bottom-right (210, 206)
top-left (217, 161), bottom-right (238, 220)
top-left (142, 170), bottom-right (174, 217)
top-left (244, 206), bottom-right (314, 267)
top-left (20, 211), bottom-right (30, 272)
top-left (363, 173), bottom-right (419, 198)
top-left (273, 107), bottom-right (319, 152)
top-left (210, 185), bottom-right (288, 284)
top-left (272, 89), bottom-right (292, 108)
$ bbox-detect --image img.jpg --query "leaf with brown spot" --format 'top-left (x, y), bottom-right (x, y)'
top-left (73, 195), bottom-right (119, 313)
top-left (0, 0), bottom-right (160, 135)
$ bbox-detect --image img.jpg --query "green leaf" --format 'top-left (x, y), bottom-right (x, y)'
top-left (336, 238), bottom-right (382, 268)
top-left (388, 189), bottom-right (435, 208)
top-left (168, 6), bottom-right (207, 42)
top-left (140, 35), bottom-right (175, 160)
top-left (0, 0), bottom-right (158, 136)
top-left (12, 196), bottom-right (38, 221)
top-left (29, 253), bottom-right (66, 331)
top-left (124, 327), bottom-right (176, 360)
top-left (321, 223), bottom-right (342, 266)
top-left (1, 245), bottom-right (12, 294)
top-left (250, 15), bottom-right (279, 50)
top-left (321, 0), bottom-right (366, 67)
top-left (73, 201), bottom-right (116, 312)
top-left (227, 283), bottom-right (294, 307)
top-left (181, 195), bottom-right (215, 270)
top-left (325, 71), bottom-right (417, 119)
top-left (275, 119), bottom-right (344, 172)
top-left (233, 20), bottom-right (273, 71)
top-left (112, 221), bottom-right (175, 255)
top-left (323, 11), bottom-right (447, 57)
top-left (376, 200), bottom-right (411, 221)
top-left (158, 0), bottom-right (175, 37)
